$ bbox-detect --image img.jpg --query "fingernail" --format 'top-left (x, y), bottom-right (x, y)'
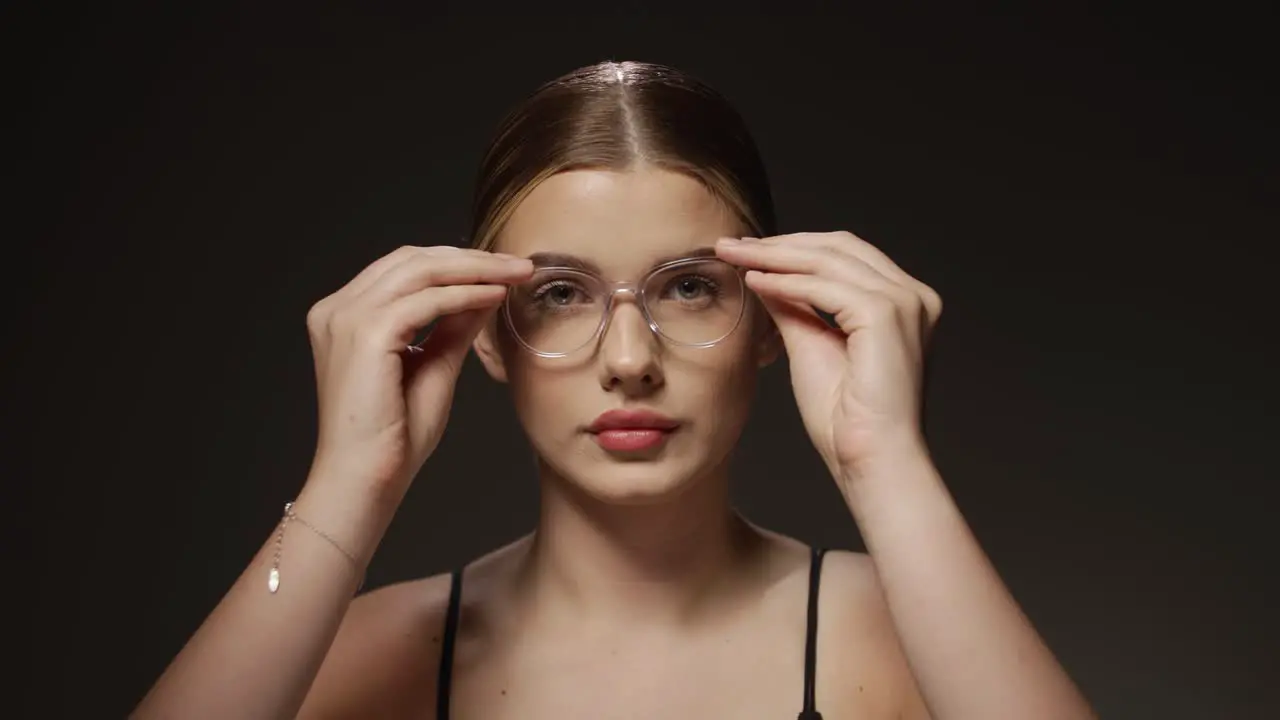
top-left (718, 237), bottom-right (741, 245)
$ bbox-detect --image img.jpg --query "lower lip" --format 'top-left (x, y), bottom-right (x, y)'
top-left (592, 428), bottom-right (674, 452)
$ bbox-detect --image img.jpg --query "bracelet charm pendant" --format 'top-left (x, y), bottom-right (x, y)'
top-left (269, 506), bottom-right (289, 594)
top-left (267, 500), bottom-right (363, 595)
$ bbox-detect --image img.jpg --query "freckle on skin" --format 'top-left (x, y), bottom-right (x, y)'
top-left (431, 636), bottom-right (439, 644)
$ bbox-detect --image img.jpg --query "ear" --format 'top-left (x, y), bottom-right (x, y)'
top-left (756, 324), bottom-right (782, 368)
top-left (753, 303), bottom-right (783, 368)
top-left (472, 320), bottom-right (509, 383)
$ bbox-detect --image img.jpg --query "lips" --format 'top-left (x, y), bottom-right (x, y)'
top-left (587, 409), bottom-right (680, 452)
top-left (587, 409), bottom-right (681, 433)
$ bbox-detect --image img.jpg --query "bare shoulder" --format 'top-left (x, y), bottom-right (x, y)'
top-left (815, 550), bottom-right (899, 659)
top-left (297, 572), bottom-right (455, 719)
top-left (816, 550), bottom-right (930, 718)
top-left (297, 537), bottom-right (530, 719)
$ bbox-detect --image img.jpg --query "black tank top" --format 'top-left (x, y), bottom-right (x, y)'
top-left (435, 546), bottom-right (829, 719)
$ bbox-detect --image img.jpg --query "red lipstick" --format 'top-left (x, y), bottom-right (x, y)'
top-left (587, 409), bottom-right (680, 452)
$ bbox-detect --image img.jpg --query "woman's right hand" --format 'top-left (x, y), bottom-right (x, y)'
top-left (303, 245), bottom-right (533, 504)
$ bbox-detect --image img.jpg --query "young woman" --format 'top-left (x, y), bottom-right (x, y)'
top-left (135, 61), bottom-right (1095, 719)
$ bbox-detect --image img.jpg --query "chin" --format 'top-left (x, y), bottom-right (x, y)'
top-left (571, 460), bottom-right (701, 506)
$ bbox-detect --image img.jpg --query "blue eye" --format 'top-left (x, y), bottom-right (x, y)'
top-left (531, 279), bottom-right (589, 308)
top-left (666, 274), bottom-right (720, 301)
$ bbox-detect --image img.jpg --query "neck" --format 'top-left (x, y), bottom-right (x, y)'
top-left (514, 456), bottom-right (759, 628)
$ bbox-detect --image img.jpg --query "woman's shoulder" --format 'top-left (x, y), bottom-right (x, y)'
top-left (754, 529), bottom-right (883, 601)
top-left (298, 572), bottom-right (456, 718)
top-left (300, 538), bottom-right (529, 717)
top-left (812, 547), bottom-right (928, 716)
top-left (755, 531), bottom-right (922, 715)
top-left (812, 547), bottom-right (901, 658)
top-left (754, 529), bottom-right (888, 609)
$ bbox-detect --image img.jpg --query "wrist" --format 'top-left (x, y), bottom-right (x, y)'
top-left (836, 441), bottom-right (956, 541)
top-left (292, 470), bottom-right (401, 569)
top-left (840, 427), bottom-right (931, 472)
top-left (836, 431), bottom-right (934, 494)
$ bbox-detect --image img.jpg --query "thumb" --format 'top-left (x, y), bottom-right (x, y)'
top-left (399, 307), bottom-right (494, 472)
top-left (404, 307), bottom-right (493, 391)
top-left (758, 294), bottom-right (829, 347)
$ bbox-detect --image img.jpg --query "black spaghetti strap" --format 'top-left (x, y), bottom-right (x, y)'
top-left (798, 546), bottom-right (827, 720)
top-left (435, 568), bottom-right (463, 720)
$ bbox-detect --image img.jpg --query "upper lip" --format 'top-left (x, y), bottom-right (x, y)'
top-left (587, 409), bottom-right (681, 433)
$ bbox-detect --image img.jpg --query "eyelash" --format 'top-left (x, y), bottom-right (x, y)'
top-left (530, 279), bottom-right (585, 302)
top-left (528, 275), bottom-right (722, 306)
top-left (669, 274), bottom-right (721, 298)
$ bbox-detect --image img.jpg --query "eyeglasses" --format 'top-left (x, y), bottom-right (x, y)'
top-left (502, 256), bottom-right (747, 357)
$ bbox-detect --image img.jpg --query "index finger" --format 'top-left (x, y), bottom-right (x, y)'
top-left (334, 245), bottom-right (520, 302)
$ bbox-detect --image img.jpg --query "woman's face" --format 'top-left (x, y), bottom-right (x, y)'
top-left (475, 167), bottom-right (778, 504)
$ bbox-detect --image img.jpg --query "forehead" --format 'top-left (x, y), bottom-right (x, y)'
top-left (495, 168), bottom-right (741, 273)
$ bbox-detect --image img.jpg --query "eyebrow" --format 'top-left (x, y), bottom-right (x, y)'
top-left (527, 246), bottom-right (718, 272)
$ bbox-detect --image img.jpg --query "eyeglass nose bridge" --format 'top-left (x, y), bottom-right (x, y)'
top-left (595, 281), bottom-right (664, 342)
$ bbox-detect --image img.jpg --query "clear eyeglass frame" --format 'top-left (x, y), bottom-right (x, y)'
top-left (502, 256), bottom-right (748, 358)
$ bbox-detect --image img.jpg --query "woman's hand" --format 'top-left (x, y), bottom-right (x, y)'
top-left (716, 231), bottom-right (942, 484)
top-left (304, 245), bottom-right (533, 503)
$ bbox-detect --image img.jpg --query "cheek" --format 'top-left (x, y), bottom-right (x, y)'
top-left (703, 308), bottom-right (772, 424)
top-left (498, 333), bottom-right (585, 428)
top-left (682, 337), bottom-right (761, 422)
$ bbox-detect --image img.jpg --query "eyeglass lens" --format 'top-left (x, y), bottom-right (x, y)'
top-left (505, 259), bottom-right (745, 355)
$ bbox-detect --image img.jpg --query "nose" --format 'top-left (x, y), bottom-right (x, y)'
top-left (597, 296), bottom-right (664, 395)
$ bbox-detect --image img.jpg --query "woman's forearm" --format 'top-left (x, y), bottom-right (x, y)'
top-left (131, 474), bottom-right (393, 720)
top-left (840, 441), bottom-right (1095, 720)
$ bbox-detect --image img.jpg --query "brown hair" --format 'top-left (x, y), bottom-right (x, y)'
top-left (468, 60), bottom-right (776, 250)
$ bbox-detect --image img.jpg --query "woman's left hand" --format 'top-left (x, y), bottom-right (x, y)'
top-left (715, 231), bottom-right (942, 483)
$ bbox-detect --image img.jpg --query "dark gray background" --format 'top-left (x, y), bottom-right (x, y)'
top-left (15, 4), bottom-right (1276, 718)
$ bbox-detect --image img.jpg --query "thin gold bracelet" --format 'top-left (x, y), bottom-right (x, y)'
top-left (268, 501), bottom-right (362, 594)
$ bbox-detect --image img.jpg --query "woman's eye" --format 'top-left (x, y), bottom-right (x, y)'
top-left (666, 275), bottom-right (718, 301)
top-left (546, 285), bottom-right (576, 304)
top-left (675, 278), bottom-right (706, 298)
top-left (531, 280), bottom-right (588, 307)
